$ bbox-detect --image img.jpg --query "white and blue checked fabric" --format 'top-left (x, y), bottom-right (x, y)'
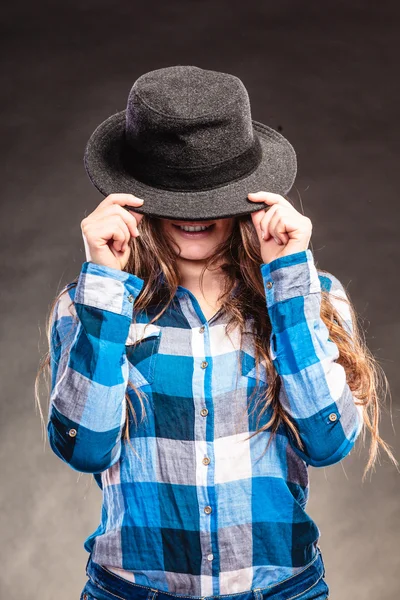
top-left (47, 249), bottom-right (363, 596)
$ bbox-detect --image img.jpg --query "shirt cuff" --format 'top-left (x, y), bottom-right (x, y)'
top-left (260, 249), bottom-right (321, 308)
top-left (74, 261), bottom-right (145, 318)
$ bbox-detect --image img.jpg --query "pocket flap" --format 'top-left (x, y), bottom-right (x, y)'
top-left (242, 358), bottom-right (268, 383)
top-left (126, 322), bottom-right (162, 346)
top-left (240, 327), bottom-right (268, 384)
top-left (125, 323), bottom-right (162, 386)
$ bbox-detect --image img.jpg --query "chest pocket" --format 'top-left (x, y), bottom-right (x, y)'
top-left (240, 328), bottom-right (268, 384)
top-left (241, 355), bottom-right (268, 384)
top-left (125, 322), bottom-right (162, 386)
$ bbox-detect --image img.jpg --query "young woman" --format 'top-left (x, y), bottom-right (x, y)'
top-left (36, 66), bottom-right (397, 600)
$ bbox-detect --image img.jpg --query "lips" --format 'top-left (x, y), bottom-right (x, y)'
top-left (172, 223), bottom-right (215, 237)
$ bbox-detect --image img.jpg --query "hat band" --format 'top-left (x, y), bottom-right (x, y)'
top-left (120, 133), bottom-right (263, 191)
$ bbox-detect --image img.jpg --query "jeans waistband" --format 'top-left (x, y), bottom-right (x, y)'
top-left (85, 546), bottom-right (325, 600)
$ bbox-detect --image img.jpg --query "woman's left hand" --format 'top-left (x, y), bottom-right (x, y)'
top-left (247, 191), bottom-right (313, 264)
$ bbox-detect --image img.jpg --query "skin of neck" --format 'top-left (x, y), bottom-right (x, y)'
top-left (176, 256), bottom-right (226, 299)
top-left (158, 216), bottom-right (235, 308)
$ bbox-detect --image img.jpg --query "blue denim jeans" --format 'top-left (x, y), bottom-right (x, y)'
top-left (80, 546), bottom-right (330, 600)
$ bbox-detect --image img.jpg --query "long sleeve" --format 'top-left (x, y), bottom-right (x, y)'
top-left (260, 249), bottom-right (364, 467)
top-left (47, 261), bottom-right (145, 474)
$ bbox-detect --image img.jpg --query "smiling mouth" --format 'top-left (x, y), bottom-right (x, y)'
top-left (172, 223), bottom-right (216, 232)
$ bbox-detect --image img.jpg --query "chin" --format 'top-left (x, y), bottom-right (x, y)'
top-left (179, 251), bottom-right (212, 261)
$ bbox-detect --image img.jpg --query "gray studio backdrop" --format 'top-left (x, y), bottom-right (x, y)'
top-left (1, 1), bottom-right (399, 599)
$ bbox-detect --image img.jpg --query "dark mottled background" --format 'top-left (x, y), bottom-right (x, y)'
top-left (1, 1), bottom-right (399, 598)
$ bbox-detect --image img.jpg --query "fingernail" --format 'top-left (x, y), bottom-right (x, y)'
top-left (274, 236), bottom-right (280, 244)
top-left (261, 229), bottom-right (265, 239)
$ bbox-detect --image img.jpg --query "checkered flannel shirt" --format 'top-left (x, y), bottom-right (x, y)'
top-left (47, 249), bottom-right (363, 596)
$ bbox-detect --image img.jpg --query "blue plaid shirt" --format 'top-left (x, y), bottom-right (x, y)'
top-left (48, 249), bottom-right (363, 596)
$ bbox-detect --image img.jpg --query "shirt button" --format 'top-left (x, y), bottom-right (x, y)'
top-left (329, 413), bottom-right (338, 422)
top-left (200, 408), bottom-right (208, 417)
top-left (127, 294), bottom-right (134, 303)
top-left (201, 361), bottom-right (208, 369)
top-left (199, 325), bottom-right (205, 333)
top-left (204, 506), bottom-right (212, 514)
top-left (68, 428), bottom-right (77, 437)
top-left (207, 553), bottom-right (214, 561)
top-left (266, 281), bottom-right (273, 289)
top-left (202, 457), bottom-right (210, 465)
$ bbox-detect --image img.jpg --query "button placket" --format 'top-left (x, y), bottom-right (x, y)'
top-left (194, 308), bottom-right (215, 568)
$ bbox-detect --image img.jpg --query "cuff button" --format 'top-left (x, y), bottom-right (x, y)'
top-left (266, 281), bottom-right (273, 289)
top-left (127, 294), bottom-right (134, 303)
top-left (328, 413), bottom-right (338, 422)
top-left (68, 428), bottom-right (77, 437)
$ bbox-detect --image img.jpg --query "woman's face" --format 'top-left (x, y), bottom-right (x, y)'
top-left (159, 217), bottom-right (235, 261)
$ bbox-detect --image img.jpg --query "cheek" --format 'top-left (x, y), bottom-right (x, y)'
top-left (218, 221), bottom-right (235, 238)
top-left (161, 222), bottom-right (175, 237)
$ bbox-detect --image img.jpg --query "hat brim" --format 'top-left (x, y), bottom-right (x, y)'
top-left (83, 110), bottom-right (297, 221)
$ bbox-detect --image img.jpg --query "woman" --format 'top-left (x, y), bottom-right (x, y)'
top-left (36, 66), bottom-right (397, 600)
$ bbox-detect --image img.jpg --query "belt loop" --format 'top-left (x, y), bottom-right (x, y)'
top-left (85, 553), bottom-right (91, 574)
top-left (147, 589), bottom-right (158, 600)
top-left (317, 546), bottom-right (326, 577)
top-left (253, 588), bottom-right (263, 600)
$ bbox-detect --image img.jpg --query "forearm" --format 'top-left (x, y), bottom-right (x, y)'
top-left (261, 249), bottom-right (363, 467)
top-left (47, 261), bottom-right (145, 473)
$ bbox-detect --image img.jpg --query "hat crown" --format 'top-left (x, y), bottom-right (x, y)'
top-left (124, 65), bottom-right (255, 168)
top-left (130, 65), bottom-right (244, 118)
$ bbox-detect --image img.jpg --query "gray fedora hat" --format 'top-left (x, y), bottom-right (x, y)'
top-left (83, 65), bottom-right (297, 221)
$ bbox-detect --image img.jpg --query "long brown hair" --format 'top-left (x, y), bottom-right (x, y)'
top-left (35, 203), bottom-right (398, 482)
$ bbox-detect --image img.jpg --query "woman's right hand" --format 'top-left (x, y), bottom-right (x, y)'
top-left (80, 193), bottom-right (145, 271)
